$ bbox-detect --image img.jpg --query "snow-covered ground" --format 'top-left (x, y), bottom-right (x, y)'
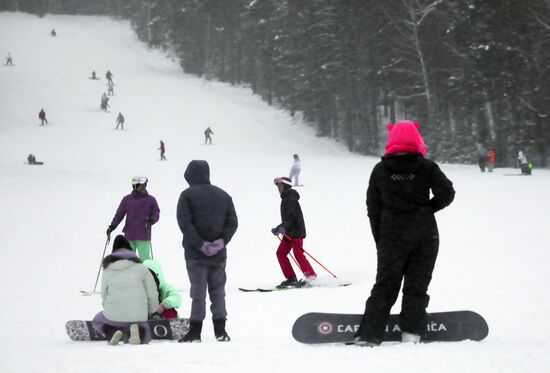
top-left (1, 12), bottom-right (549, 373)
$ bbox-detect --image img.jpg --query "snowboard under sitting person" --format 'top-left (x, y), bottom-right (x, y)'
top-left (354, 120), bottom-right (455, 347)
top-left (91, 235), bottom-right (159, 345)
top-left (144, 259), bottom-right (182, 319)
top-left (271, 177), bottom-right (316, 289)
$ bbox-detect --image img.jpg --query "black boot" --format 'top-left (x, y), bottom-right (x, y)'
top-left (213, 319), bottom-right (231, 342)
top-left (179, 321), bottom-right (202, 343)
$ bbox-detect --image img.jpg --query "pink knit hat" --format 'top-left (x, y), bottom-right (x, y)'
top-left (384, 120), bottom-right (427, 157)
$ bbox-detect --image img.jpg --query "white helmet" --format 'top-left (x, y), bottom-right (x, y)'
top-left (131, 176), bottom-right (148, 185)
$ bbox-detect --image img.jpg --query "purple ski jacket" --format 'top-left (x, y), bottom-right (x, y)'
top-left (110, 190), bottom-right (160, 240)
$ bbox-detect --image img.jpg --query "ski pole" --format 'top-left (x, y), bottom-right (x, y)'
top-left (93, 236), bottom-right (110, 292)
top-left (283, 233), bottom-right (338, 278)
top-left (146, 217), bottom-right (154, 259)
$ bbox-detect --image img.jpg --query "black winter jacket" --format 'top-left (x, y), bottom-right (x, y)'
top-left (177, 160), bottom-right (238, 261)
top-left (279, 188), bottom-right (306, 238)
top-left (366, 153), bottom-right (455, 244)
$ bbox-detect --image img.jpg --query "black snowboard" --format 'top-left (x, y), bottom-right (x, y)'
top-left (292, 311), bottom-right (488, 344)
top-left (65, 318), bottom-right (190, 341)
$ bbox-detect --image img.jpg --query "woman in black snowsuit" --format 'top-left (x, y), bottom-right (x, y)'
top-left (354, 120), bottom-right (455, 346)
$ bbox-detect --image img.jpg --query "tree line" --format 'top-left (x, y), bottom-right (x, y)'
top-left (3, 0), bottom-right (549, 167)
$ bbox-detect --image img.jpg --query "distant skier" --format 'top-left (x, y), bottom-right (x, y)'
top-left (476, 143), bottom-right (487, 172)
top-left (107, 81), bottom-right (115, 96)
top-left (517, 150), bottom-right (532, 175)
top-left (353, 120), bottom-right (455, 346)
top-left (50, 28), bottom-right (56, 37)
top-left (204, 126), bottom-right (213, 145)
top-left (116, 112), bottom-right (125, 130)
top-left (90, 71), bottom-right (98, 80)
top-left (100, 93), bottom-right (109, 111)
top-left (5, 52), bottom-right (13, 66)
top-left (487, 148), bottom-right (496, 173)
top-left (271, 177), bottom-right (316, 288)
top-left (289, 154), bottom-right (301, 186)
top-left (106, 176), bottom-right (160, 260)
top-left (38, 109), bottom-right (48, 125)
top-left (27, 154), bottom-right (44, 165)
top-left (159, 140), bottom-right (166, 160)
top-left (106, 70), bottom-right (113, 84)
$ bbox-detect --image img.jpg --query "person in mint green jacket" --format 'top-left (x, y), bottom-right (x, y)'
top-left (92, 235), bottom-right (159, 345)
top-left (144, 259), bottom-right (182, 319)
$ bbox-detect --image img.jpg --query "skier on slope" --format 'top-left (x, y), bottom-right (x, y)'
top-left (106, 176), bottom-right (160, 260)
top-left (517, 150), bottom-right (532, 175)
top-left (159, 140), bottom-right (166, 160)
top-left (271, 177), bottom-right (316, 289)
top-left (5, 52), bottom-right (13, 66)
top-left (107, 81), bottom-right (115, 96)
top-left (106, 70), bottom-right (113, 84)
top-left (27, 154), bottom-right (43, 165)
top-left (100, 93), bottom-right (109, 111)
top-left (487, 148), bottom-right (496, 173)
top-left (144, 259), bottom-right (182, 319)
top-left (38, 108), bottom-right (48, 125)
top-left (353, 120), bottom-right (455, 346)
top-left (115, 112), bottom-right (125, 130)
top-left (176, 160), bottom-right (238, 342)
top-left (476, 143), bottom-right (488, 172)
top-left (91, 235), bottom-right (159, 345)
top-left (289, 154), bottom-right (301, 186)
top-left (204, 126), bottom-right (213, 144)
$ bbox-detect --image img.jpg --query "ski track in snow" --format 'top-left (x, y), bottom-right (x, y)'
top-left (1, 12), bottom-right (550, 373)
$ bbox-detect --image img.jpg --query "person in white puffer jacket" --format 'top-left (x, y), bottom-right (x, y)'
top-left (91, 235), bottom-right (159, 345)
top-left (289, 154), bottom-right (301, 186)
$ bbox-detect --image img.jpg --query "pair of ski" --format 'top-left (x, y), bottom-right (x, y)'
top-left (238, 281), bottom-right (351, 293)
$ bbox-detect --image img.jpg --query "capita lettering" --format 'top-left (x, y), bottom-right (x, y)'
top-left (385, 322), bottom-right (448, 332)
top-left (427, 322), bottom-right (447, 332)
top-left (334, 321), bottom-right (447, 334)
top-left (337, 324), bottom-right (360, 333)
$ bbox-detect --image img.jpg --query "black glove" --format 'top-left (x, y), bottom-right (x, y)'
top-left (106, 225), bottom-right (115, 237)
top-left (145, 217), bottom-right (154, 229)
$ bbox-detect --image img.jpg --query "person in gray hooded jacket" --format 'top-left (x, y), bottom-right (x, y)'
top-left (176, 160), bottom-right (238, 342)
top-left (91, 235), bottom-right (159, 345)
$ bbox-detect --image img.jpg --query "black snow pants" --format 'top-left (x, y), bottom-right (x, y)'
top-left (358, 211), bottom-right (439, 342)
top-left (478, 156), bottom-right (487, 172)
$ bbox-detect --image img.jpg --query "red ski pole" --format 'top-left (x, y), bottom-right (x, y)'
top-left (283, 233), bottom-right (338, 278)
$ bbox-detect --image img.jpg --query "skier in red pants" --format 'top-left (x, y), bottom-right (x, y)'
top-left (271, 177), bottom-right (316, 288)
